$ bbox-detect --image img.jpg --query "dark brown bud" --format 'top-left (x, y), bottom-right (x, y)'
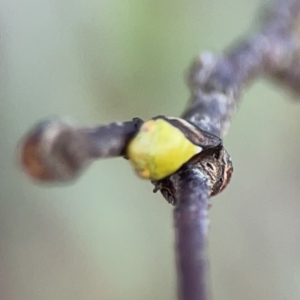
top-left (20, 119), bottom-right (91, 182)
top-left (152, 144), bottom-right (233, 205)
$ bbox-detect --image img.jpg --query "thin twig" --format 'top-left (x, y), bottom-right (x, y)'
top-left (173, 169), bottom-right (210, 300)
top-left (20, 118), bottom-right (142, 182)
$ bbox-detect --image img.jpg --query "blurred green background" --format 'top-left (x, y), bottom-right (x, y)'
top-left (1, 0), bottom-right (300, 299)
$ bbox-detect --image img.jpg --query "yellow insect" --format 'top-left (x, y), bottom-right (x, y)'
top-left (126, 116), bottom-right (221, 180)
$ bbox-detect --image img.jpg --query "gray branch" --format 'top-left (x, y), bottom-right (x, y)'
top-left (18, 0), bottom-right (300, 300)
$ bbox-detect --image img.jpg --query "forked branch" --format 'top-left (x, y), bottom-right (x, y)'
top-left (19, 0), bottom-right (300, 299)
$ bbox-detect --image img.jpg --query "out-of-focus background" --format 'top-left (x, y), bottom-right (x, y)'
top-left (1, 0), bottom-right (300, 299)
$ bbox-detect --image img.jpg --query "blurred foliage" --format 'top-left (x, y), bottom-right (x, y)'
top-left (1, 0), bottom-right (300, 299)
